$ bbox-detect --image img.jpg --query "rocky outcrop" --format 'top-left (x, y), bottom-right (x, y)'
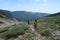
top-left (51, 30), bottom-right (60, 40)
top-left (0, 18), bottom-right (20, 28)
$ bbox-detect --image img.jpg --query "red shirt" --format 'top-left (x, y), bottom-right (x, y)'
top-left (34, 21), bottom-right (38, 27)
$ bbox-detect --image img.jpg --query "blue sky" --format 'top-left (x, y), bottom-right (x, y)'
top-left (0, 0), bottom-right (60, 13)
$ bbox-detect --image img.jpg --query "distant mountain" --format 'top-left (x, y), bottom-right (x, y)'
top-left (10, 11), bottom-right (50, 21)
top-left (0, 10), bottom-right (20, 27)
top-left (0, 9), bottom-right (50, 21)
top-left (34, 12), bottom-right (49, 17)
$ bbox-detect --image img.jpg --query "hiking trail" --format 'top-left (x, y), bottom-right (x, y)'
top-left (28, 24), bottom-right (48, 40)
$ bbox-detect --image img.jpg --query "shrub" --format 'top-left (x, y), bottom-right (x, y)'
top-left (0, 27), bottom-right (10, 33)
top-left (0, 24), bottom-right (29, 39)
top-left (0, 31), bottom-right (18, 39)
top-left (40, 28), bottom-right (51, 37)
top-left (0, 21), bottom-right (4, 23)
top-left (6, 31), bottom-right (18, 38)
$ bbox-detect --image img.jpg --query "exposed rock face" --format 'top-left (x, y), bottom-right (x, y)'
top-left (52, 30), bottom-right (60, 36)
top-left (0, 18), bottom-right (20, 28)
top-left (0, 38), bottom-right (5, 40)
top-left (51, 30), bottom-right (60, 40)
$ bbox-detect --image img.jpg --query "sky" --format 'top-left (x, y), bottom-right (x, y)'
top-left (0, 0), bottom-right (60, 14)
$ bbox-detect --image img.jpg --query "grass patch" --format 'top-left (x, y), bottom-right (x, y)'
top-left (0, 23), bottom-right (29, 39)
top-left (37, 13), bottom-right (60, 40)
top-left (0, 27), bottom-right (10, 33)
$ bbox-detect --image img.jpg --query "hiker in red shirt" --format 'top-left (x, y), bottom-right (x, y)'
top-left (34, 19), bottom-right (38, 30)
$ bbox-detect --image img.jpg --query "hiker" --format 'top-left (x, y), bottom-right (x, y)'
top-left (27, 20), bottom-right (30, 24)
top-left (34, 19), bottom-right (38, 30)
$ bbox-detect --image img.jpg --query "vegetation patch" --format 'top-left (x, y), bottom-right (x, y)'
top-left (0, 24), bottom-right (29, 39)
top-left (37, 13), bottom-right (60, 40)
top-left (0, 21), bottom-right (4, 24)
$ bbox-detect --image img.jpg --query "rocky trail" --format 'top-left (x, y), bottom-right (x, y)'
top-left (28, 24), bottom-right (48, 40)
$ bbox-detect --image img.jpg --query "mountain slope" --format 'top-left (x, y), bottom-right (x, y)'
top-left (37, 12), bottom-right (60, 40)
top-left (10, 11), bottom-right (49, 21)
top-left (38, 12), bottom-right (60, 29)
top-left (0, 10), bottom-right (19, 28)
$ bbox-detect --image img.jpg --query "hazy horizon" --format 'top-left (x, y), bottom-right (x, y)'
top-left (0, 0), bottom-right (60, 14)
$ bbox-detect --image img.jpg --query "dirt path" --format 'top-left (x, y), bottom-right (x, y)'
top-left (28, 24), bottom-right (48, 40)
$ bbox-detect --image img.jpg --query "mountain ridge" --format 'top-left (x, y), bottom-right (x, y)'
top-left (0, 9), bottom-right (50, 21)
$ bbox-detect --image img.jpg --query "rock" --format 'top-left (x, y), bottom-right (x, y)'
top-left (0, 38), bottom-right (5, 40)
top-left (8, 38), bottom-right (15, 40)
top-left (18, 35), bottom-right (24, 40)
top-left (52, 30), bottom-right (60, 36)
top-left (8, 38), bottom-right (19, 40)
top-left (51, 30), bottom-right (60, 40)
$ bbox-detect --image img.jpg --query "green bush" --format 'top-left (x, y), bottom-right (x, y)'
top-left (40, 28), bottom-right (51, 37)
top-left (0, 21), bottom-right (4, 23)
top-left (0, 24), bottom-right (29, 39)
top-left (0, 27), bottom-right (10, 33)
top-left (6, 31), bottom-right (18, 38)
top-left (0, 31), bottom-right (18, 39)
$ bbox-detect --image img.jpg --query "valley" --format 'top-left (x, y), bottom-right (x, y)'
top-left (0, 9), bottom-right (60, 40)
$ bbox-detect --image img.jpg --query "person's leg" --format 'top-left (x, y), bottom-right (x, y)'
top-left (34, 26), bottom-right (36, 30)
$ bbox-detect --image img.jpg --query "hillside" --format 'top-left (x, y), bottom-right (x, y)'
top-left (0, 10), bottom-right (20, 28)
top-left (38, 12), bottom-right (60, 26)
top-left (0, 9), bottom-right (50, 40)
top-left (37, 12), bottom-right (60, 40)
top-left (0, 10), bottom-right (13, 19)
top-left (0, 10), bottom-right (60, 40)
